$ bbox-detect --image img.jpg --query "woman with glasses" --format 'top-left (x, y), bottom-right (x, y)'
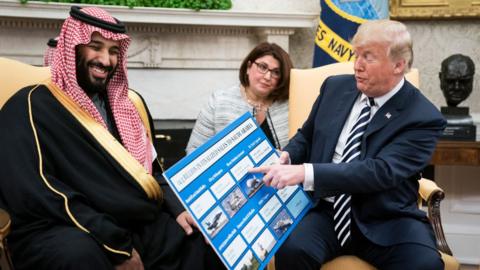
top-left (186, 42), bottom-right (293, 154)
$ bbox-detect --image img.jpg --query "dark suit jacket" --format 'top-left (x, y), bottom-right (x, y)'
top-left (284, 74), bottom-right (446, 248)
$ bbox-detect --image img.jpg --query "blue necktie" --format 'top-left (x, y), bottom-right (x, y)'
top-left (334, 97), bottom-right (374, 247)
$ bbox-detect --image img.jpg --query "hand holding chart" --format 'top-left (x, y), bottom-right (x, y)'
top-left (163, 112), bottom-right (312, 270)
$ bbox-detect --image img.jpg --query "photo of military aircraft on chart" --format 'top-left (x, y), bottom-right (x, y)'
top-left (252, 229), bottom-right (276, 262)
top-left (239, 173), bottom-right (264, 198)
top-left (270, 209), bottom-right (294, 238)
top-left (221, 187), bottom-right (247, 217)
top-left (201, 206), bottom-right (228, 238)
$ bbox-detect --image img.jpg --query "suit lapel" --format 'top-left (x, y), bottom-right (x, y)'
top-left (363, 81), bottom-right (413, 140)
top-left (323, 86), bottom-right (359, 161)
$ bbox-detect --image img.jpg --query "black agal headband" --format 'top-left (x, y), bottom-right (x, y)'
top-left (70, 6), bottom-right (126, 34)
top-left (47, 38), bottom-right (58, 48)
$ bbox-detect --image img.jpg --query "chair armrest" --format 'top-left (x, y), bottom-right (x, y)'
top-left (0, 208), bottom-right (14, 270)
top-left (0, 208), bottom-right (10, 242)
top-left (419, 178), bottom-right (453, 256)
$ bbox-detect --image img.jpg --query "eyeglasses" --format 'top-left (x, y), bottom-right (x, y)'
top-left (253, 62), bottom-right (281, 79)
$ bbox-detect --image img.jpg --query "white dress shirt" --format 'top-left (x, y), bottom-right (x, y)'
top-left (302, 78), bottom-right (405, 199)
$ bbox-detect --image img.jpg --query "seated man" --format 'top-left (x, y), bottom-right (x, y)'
top-left (0, 6), bottom-right (223, 270)
top-left (251, 20), bottom-right (446, 270)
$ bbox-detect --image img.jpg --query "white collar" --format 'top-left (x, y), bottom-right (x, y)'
top-left (360, 78), bottom-right (404, 108)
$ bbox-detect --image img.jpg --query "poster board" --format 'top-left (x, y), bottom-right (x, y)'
top-left (163, 112), bottom-right (312, 270)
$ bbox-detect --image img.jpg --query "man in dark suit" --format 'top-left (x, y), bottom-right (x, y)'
top-left (251, 20), bottom-right (446, 269)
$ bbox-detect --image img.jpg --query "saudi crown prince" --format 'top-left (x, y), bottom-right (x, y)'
top-left (0, 6), bottom-right (224, 270)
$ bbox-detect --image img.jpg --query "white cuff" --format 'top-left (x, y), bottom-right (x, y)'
top-left (303, 163), bottom-right (314, 191)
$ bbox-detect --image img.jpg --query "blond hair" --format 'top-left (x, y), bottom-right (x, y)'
top-left (352, 20), bottom-right (413, 73)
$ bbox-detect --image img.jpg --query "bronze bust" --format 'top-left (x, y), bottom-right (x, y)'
top-left (439, 54), bottom-right (475, 107)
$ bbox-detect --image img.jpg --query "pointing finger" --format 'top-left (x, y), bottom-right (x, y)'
top-left (249, 166), bottom-right (269, 173)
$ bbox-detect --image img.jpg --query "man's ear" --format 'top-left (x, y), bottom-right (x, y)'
top-left (393, 59), bottom-right (406, 75)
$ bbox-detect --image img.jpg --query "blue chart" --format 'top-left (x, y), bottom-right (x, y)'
top-left (163, 112), bottom-right (312, 270)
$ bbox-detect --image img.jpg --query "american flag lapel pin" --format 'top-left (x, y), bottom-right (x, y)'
top-left (385, 112), bottom-right (392, 119)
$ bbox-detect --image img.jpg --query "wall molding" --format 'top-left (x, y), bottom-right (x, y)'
top-left (0, 17), bottom-right (61, 29)
top-left (0, 0), bottom-right (316, 68)
top-left (129, 24), bottom-right (255, 35)
top-left (0, 0), bottom-right (317, 28)
top-left (0, 0), bottom-right (317, 119)
top-left (0, 17), bottom-right (258, 36)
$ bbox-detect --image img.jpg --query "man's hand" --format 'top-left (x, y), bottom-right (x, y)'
top-left (278, 151), bottom-right (290, 165)
top-left (176, 211), bottom-right (197, 235)
top-left (115, 248), bottom-right (143, 270)
top-left (249, 164), bottom-right (305, 189)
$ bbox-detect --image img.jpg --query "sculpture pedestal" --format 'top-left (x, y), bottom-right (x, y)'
top-left (440, 106), bottom-right (477, 141)
top-left (441, 125), bottom-right (476, 141)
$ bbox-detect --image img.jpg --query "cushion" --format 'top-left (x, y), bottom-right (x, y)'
top-left (0, 57), bottom-right (50, 109)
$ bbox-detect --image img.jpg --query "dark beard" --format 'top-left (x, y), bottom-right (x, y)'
top-left (76, 51), bottom-right (116, 97)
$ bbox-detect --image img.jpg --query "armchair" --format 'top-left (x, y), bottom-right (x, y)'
top-left (280, 62), bottom-right (459, 270)
top-left (0, 57), bottom-right (51, 109)
top-left (288, 62), bottom-right (419, 137)
top-left (0, 57), bottom-right (51, 270)
top-left (0, 209), bottom-right (13, 270)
